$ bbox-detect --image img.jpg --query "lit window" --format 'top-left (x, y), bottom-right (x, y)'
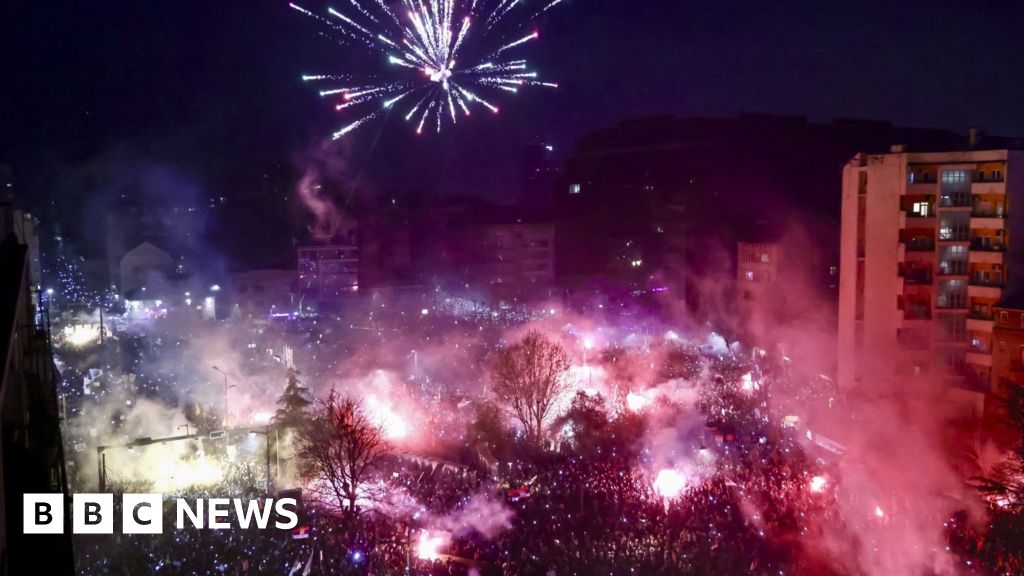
top-left (569, 183), bottom-right (581, 195)
top-left (745, 271), bottom-right (755, 281)
top-left (760, 252), bottom-right (770, 263)
top-left (942, 170), bottom-right (968, 184)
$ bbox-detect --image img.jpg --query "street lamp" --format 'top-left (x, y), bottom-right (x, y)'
top-left (211, 366), bottom-right (235, 427)
top-left (582, 337), bottom-right (595, 387)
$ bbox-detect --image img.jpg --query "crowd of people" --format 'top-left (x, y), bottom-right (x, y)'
top-left (52, 294), bottom-right (1024, 575)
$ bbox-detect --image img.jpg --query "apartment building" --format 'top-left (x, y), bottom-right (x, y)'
top-left (297, 243), bottom-right (359, 309)
top-left (838, 148), bottom-right (1024, 398)
top-left (737, 242), bottom-right (780, 303)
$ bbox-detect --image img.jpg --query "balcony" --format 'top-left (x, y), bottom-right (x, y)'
top-left (971, 216), bottom-right (1006, 230)
top-left (970, 274), bottom-right (1003, 288)
top-left (905, 238), bottom-right (936, 252)
top-left (969, 250), bottom-right (1004, 264)
top-left (970, 238), bottom-right (1006, 253)
top-left (938, 194), bottom-right (972, 209)
top-left (971, 181), bottom-right (1006, 195)
top-left (966, 317), bottom-right (994, 332)
top-left (938, 228), bottom-right (970, 242)
top-left (937, 260), bottom-right (968, 276)
top-left (904, 271), bottom-right (933, 285)
top-left (903, 305), bottom-right (932, 321)
top-left (971, 206), bottom-right (1005, 218)
top-left (968, 284), bottom-right (1002, 299)
top-left (966, 351), bottom-right (993, 367)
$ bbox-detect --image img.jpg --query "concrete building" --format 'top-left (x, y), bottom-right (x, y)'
top-left (230, 269), bottom-right (296, 318)
top-left (471, 222), bottom-right (555, 289)
top-left (0, 212), bottom-right (74, 574)
top-left (105, 199), bottom-right (206, 288)
top-left (297, 243), bottom-right (359, 309)
top-left (838, 149), bottom-right (1024, 400)
top-left (119, 241), bottom-right (175, 296)
top-left (990, 305), bottom-right (1024, 395)
top-left (737, 242), bottom-right (780, 304)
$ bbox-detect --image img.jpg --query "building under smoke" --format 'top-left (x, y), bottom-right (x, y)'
top-left (0, 204), bottom-right (73, 575)
top-left (838, 147), bottom-right (1024, 423)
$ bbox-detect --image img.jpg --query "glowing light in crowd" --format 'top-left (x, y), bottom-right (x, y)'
top-left (653, 469), bottom-right (687, 499)
top-left (250, 412), bottom-right (274, 425)
top-left (874, 506), bottom-right (885, 519)
top-left (291, 0), bottom-right (561, 137)
top-left (416, 530), bottom-right (449, 560)
top-left (62, 324), bottom-right (102, 348)
top-left (365, 394), bottom-right (410, 439)
top-left (741, 372), bottom-right (755, 392)
top-left (810, 475), bottom-right (827, 493)
top-left (153, 455), bottom-right (224, 492)
top-left (626, 391), bottom-right (650, 412)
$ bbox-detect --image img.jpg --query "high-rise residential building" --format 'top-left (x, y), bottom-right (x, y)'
top-left (838, 148), bottom-right (1024, 402)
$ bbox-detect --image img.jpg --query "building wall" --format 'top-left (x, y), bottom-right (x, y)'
top-left (991, 307), bottom-right (1024, 395)
top-left (297, 244), bottom-right (359, 307)
top-left (119, 241), bottom-right (174, 296)
top-left (474, 223), bottom-right (555, 287)
top-left (737, 242), bottom-right (780, 302)
top-left (838, 153), bottom-right (904, 389)
top-left (230, 269), bottom-right (295, 318)
top-left (838, 149), bottom-right (1024, 393)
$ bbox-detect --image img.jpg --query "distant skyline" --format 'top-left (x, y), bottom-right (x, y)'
top-left (3, 0), bottom-right (1024, 260)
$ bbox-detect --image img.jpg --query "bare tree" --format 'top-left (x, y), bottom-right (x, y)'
top-left (294, 391), bottom-right (390, 521)
top-left (491, 330), bottom-right (574, 445)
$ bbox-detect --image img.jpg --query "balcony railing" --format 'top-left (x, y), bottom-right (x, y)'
top-left (903, 270), bottom-right (933, 284)
top-left (969, 311), bottom-right (995, 321)
top-left (972, 208), bottom-right (1006, 218)
top-left (938, 227), bottom-right (970, 242)
top-left (970, 275), bottom-right (1004, 288)
top-left (939, 194), bottom-right (972, 208)
top-left (904, 305), bottom-right (932, 320)
top-left (905, 238), bottom-right (936, 251)
top-left (970, 239), bottom-right (1006, 252)
top-left (937, 261), bottom-right (968, 276)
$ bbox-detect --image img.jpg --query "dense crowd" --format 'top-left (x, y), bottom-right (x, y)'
top-left (53, 296), bottom-right (1024, 575)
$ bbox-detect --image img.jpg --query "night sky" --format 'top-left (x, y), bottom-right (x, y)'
top-left (3, 0), bottom-right (1024, 264)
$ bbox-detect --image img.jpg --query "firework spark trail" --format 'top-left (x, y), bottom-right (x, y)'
top-left (291, 0), bottom-right (560, 138)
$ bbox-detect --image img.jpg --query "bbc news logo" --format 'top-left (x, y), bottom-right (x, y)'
top-left (24, 494), bottom-right (298, 534)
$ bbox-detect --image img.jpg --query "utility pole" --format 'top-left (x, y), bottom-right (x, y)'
top-left (212, 366), bottom-right (233, 427)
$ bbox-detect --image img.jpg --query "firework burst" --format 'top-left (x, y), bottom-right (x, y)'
top-left (291, 0), bottom-right (562, 138)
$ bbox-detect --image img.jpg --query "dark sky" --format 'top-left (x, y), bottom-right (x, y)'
top-left (2, 0), bottom-right (1024, 262)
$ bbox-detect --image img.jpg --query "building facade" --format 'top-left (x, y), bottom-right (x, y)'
top-left (230, 269), bottom-right (296, 318)
top-left (470, 222), bottom-right (555, 290)
top-left (297, 243), bottom-right (359, 309)
top-left (737, 242), bottom-right (780, 304)
top-left (838, 149), bottom-right (1024, 397)
top-left (0, 211), bottom-right (74, 574)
